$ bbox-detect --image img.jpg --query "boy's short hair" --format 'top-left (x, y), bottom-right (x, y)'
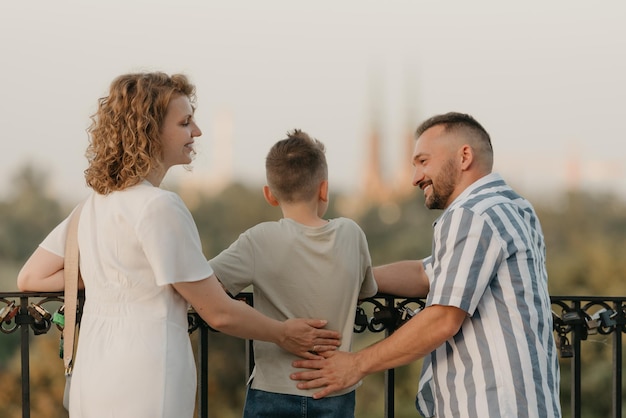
top-left (265, 129), bottom-right (328, 203)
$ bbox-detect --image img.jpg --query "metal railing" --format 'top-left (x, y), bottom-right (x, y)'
top-left (1, 291), bottom-right (625, 418)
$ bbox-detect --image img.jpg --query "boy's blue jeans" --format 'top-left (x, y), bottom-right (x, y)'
top-left (242, 387), bottom-right (355, 418)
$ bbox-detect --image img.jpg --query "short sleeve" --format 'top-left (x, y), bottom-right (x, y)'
top-left (137, 193), bottom-right (213, 286)
top-left (39, 205), bottom-right (82, 257)
top-left (208, 231), bottom-right (256, 295)
top-left (356, 226), bottom-right (377, 299)
top-left (427, 207), bottom-right (504, 315)
top-left (422, 256), bottom-right (433, 276)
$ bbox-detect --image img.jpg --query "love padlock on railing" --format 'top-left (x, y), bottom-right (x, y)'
top-left (558, 334), bottom-right (574, 358)
top-left (27, 303), bottom-right (52, 335)
top-left (0, 301), bottom-right (19, 324)
top-left (354, 306), bottom-right (369, 333)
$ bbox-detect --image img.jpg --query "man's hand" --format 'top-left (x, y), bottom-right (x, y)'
top-left (290, 350), bottom-right (363, 399)
top-left (280, 318), bottom-right (341, 360)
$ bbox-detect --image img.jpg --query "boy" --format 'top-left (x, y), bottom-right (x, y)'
top-left (209, 129), bottom-right (377, 417)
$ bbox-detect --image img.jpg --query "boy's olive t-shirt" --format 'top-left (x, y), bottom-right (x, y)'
top-left (209, 217), bottom-right (377, 397)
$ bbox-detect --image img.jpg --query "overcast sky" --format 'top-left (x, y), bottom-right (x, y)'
top-left (1, 1), bottom-right (625, 204)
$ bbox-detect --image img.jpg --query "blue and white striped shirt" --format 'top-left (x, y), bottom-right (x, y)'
top-left (416, 173), bottom-right (561, 418)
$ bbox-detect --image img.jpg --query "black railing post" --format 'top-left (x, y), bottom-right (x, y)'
top-left (246, 339), bottom-right (254, 383)
top-left (557, 299), bottom-right (585, 418)
top-left (571, 319), bottom-right (582, 418)
top-left (612, 301), bottom-right (624, 418)
top-left (383, 294), bottom-right (395, 418)
top-left (198, 323), bottom-right (209, 418)
top-left (567, 302), bottom-right (584, 418)
top-left (245, 294), bottom-right (255, 380)
top-left (384, 368), bottom-right (395, 418)
top-left (613, 327), bottom-right (622, 418)
top-left (18, 296), bottom-right (31, 418)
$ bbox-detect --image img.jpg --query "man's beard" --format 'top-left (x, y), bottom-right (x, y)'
top-left (425, 157), bottom-right (459, 210)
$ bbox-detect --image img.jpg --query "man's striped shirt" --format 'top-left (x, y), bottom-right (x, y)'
top-left (416, 173), bottom-right (561, 418)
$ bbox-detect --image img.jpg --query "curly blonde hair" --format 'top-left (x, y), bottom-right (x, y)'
top-left (84, 72), bottom-right (196, 194)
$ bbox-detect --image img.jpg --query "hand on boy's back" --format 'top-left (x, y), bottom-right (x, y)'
top-left (280, 318), bottom-right (341, 359)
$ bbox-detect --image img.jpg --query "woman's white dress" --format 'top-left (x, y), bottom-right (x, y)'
top-left (41, 181), bottom-right (213, 417)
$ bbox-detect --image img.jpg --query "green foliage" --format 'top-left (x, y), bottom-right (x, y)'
top-left (186, 183), bottom-right (281, 259)
top-left (1, 163), bottom-right (626, 417)
top-left (356, 198), bottom-right (438, 265)
top-left (0, 165), bottom-right (66, 264)
top-left (538, 191), bottom-right (626, 296)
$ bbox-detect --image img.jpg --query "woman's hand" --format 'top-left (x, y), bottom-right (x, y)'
top-left (175, 276), bottom-right (342, 357)
top-left (279, 318), bottom-right (341, 359)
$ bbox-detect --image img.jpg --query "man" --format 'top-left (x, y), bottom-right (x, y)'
top-left (291, 112), bottom-right (561, 417)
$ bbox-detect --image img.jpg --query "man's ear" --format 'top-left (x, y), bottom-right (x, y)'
top-left (263, 185), bottom-right (280, 206)
top-left (460, 145), bottom-right (474, 171)
top-left (319, 180), bottom-right (329, 202)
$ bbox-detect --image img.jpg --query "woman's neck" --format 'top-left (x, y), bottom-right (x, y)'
top-left (144, 169), bottom-right (165, 187)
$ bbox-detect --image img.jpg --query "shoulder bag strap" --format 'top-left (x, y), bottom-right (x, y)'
top-left (63, 201), bottom-right (85, 375)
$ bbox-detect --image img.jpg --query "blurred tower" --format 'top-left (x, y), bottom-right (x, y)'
top-left (390, 124), bottom-right (417, 198)
top-left (392, 70), bottom-right (420, 199)
top-left (209, 108), bottom-right (234, 191)
top-left (361, 118), bottom-right (389, 203)
top-left (358, 65), bottom-right (422, 204)
top-left (360, 70), bottom-right (391, 204)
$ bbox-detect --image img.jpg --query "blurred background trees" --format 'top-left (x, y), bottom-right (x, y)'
top-left (1, 164), bottom-right (625, 417)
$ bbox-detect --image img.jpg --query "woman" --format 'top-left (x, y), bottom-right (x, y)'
top-left (17, 72), bottom-right (339, 417)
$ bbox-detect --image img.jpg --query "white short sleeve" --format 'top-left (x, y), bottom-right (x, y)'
top-left (135, 192), bottom-right (213, 286)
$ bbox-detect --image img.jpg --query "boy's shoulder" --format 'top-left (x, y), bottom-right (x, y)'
top-left (330, 217), bottom-right (365, 230)
top-left (244, 217), bottom-right (364, 234)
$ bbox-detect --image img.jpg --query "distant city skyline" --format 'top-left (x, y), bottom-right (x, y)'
top-left (1, 1), bottom-right (624, 204)
top-left (179, 110), bottom-right (625, 203)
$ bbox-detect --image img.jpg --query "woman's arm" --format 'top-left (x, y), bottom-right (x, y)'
top-left (172, 275), bottom-right (341, 359)
top-left (17, 246), bottom-right (66, 292)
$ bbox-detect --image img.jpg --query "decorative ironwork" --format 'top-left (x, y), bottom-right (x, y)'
top-left (2, 292), bottom-right (625, 349)
top-left (1, 294), bottom-right (64, 335)
top-left (2, 291), bottom-right (625, 418)
top-left (552, 297), bottom-right (626, 357)
top-left (353, 295), bottom-right (426, 333)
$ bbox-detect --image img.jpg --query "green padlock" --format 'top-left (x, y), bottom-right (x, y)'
top-left (52, 311), bottom-right (65, 328)
top-left (59, 335), bottom-right (64, 359)
top-left (53, 309), bottom-right (66, 359)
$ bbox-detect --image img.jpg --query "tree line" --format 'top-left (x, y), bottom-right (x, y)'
top-left (1, 165), bottom-right (625, 417)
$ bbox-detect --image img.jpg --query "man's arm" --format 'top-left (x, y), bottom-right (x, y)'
top-left (290, 304), bottom-right (466, 398)
top-left (373, 260), bottom-right (429, 297)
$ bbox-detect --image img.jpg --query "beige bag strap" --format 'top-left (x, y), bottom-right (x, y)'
top-left (63, 201), bottom-right (85, 375)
